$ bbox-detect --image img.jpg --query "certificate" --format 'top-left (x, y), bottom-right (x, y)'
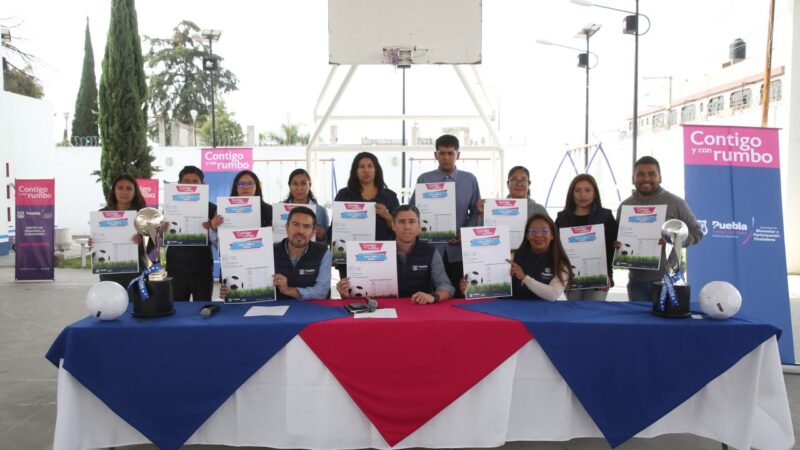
top-left (219, 227), bottom-right (275, 303)
top-left (272, 203), bottom-right (313, 243)
top-left (163, 183), bottom-right (209, 246)
top-left (89, 211), bottom-right (139, 274)
top-left (332, 202), bottom-right (376, 265)
top-left (217, 196), bottom-right (261, 230)
top-left (415, 182), bottom-right (457, 243)
top-left (484, 198), bottom-right (528, 250)
top-left (613, 205), bottom-right (666, 270)
top-left (559, 224), bottom-right (608, 289)
top-left (345, 241), bottom-right (398, 298)
top-left (461, 226), bottom-right (513, 299)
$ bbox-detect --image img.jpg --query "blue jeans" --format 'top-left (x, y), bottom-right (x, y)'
top-left (626, 279), bottom-right (656, 302)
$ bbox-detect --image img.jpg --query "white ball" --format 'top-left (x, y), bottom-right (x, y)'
top-left (86, 281), bottom-right (130, 320)
top-left (699, 281), bottom-right (742, 319)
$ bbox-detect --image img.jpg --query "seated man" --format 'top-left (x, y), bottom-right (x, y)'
top-left (336, 204), bottom-right (455, 304)
top-left (221, 206), bottom-right (331, 300)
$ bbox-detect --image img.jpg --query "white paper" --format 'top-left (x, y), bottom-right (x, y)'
top-left (484, 198), bottom-right (528, 250)
top-left (345, 241), bottom-right (398, 298)
top-left (163, 183), bottom-right (209, 246)
top-left (89, 211), bottom-right (139, 274)
top-left (461, 225), bottom-right (513, 299)
top-left (559, 224), bottom-right (608, 290)
top-left (244, 305), bottom-right (289, 317)
top-left (272, 203), bottom-right (316, 243)
top-left (219, 227), bottom-right (276, 303)
top-left (217, 196), bottom-right (261, 230)
top-left (332, 202), bottom-right (376, 265)
top-left (353, 308), bottom-right (398, 319)
top-left (613, 205), bottom-right (667, 270)
top-left (415, 182), bottom-right (457, 243)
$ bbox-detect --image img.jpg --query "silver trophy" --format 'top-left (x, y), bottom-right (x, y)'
top-left (133, 207), bottom-right (167, 281)
top-left (661, 219), bottom-right (689, 285)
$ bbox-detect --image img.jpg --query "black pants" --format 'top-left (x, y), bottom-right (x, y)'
top-left (335, 264), bottom-right (347, 280)
top-left (444, 258), bottom-right (464, 299)
top-left (169, 272), bottom-right (214, 301)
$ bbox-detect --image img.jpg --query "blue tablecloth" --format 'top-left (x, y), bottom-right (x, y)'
top-left (459, 300), bottom-right (780, 448)
top-left (46, 301), bottom-right (348, 450)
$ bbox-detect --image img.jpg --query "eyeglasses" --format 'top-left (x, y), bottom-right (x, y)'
top-left (236, 181), bottom-right (256, 188)
top-left (508, 178), bottom-right (530, 186)
top-left (527, 227), bottom-right (550, 235)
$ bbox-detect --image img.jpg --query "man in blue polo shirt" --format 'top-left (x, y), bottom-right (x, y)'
top-left (409, 134), bottom-right (481, 297)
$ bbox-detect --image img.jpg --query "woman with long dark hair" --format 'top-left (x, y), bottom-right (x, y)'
top-left (506, 213), bottom-right (573, 300)
top-left (556, 174), bottom-right (617, 300)
top-left (332, 152), bottom-right (399, 277)
top-left (477, 165), bottom-right (549, 223)
top-left (226, 170), bottom-right (273, 227)
top-left (284, 168), bottom-right (329, 241)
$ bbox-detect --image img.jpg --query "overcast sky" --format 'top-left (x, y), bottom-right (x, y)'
top-left (1, 0), bottom-right (794, 149)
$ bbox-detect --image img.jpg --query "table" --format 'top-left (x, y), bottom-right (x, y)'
top-left (47, 300), bottom-right (794, 450)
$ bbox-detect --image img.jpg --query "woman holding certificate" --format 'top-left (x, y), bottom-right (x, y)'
top-left (284, 168), bottom-right (330, 241)
top-left (228, 170), bottom-right (273, 227)
top-left (332, 152), bottom-right (399, 278)
top-left (96, 175), bottom-right (148, 288)
top-left (503, 214), bottom-right (573, 301)
top-left (555, 174), bottom-right (618, 301)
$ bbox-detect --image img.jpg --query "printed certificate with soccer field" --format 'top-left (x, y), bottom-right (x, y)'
top-left (613, 205), bottom-right (666, 270)
top-left (217, 196), bottom-right (261, 230)
top-left (415, 182), bottom-right (457, 243)
top-left (163, 183), bottom-right (209, 246)
top-left (461, 226), bottom-right (513, 299)
top-left (332, 202), bottom-right (376, 265)
top-left (219, 227), bottom-right (276, 303)
top-left (560, 224), bottom-right (608, 289)
top-left (345, 241), bottom-right (398, 298)
top-left (484, 198), bottom-right (528, 250)
top-left (272, 203), bottom-right (314, 243)
top-left (89, 211), bottom-right (139, 274)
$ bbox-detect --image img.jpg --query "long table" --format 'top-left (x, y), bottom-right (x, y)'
top-left (47, 299), bottom-right (794, 450)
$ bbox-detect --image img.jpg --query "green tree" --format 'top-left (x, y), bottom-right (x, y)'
top-left (197, 98), bottom-right (244, 147)
top-left (71, 17), bottom-right (99, 142)
top-left (268, 122), bottom-right (310, 145)
top-left (143, 20), bottom-right (238, 143)
top-left (96, 0), bottom-right (156, 196)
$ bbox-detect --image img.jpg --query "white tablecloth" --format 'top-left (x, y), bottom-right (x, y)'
top-left (53, 336), bottom-right (794, 450)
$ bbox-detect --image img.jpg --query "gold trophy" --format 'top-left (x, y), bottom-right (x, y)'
top-left (130, 207), bottom-right (175, 317)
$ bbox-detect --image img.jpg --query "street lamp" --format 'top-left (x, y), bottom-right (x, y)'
top-left (189, 109), bottom-right (198, 146)
top-left (201, 29), bottom-right (221, 148)
top-left (63, 112), bottom-right (69, 144)
top-left (571, 0), bottom-right (651, 167)
top-left (537, 27), bottom-right (600, 168)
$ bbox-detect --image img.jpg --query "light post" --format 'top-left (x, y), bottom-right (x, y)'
top-left (63, 112), bottom-right (69, 144)
top-left (190, 109), bottom-right (198, 146)
top-left (571, 0), bottom-right (650, 167)
top-left (201, 29), bottom-right (221, 148)
top-left (537, 31), bottom-right (599, 168)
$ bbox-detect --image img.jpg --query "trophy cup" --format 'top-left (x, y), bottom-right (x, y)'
top-left (129, 207), bottom-right (175, 317)
top-left (651, 219), bottom-right (691, 318)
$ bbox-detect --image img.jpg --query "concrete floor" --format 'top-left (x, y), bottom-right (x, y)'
top-left (1, 260), bottom-right (798, 450)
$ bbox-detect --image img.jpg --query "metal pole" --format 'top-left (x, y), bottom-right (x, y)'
top-left (632, 0), bottom-right (639, 166)
top-left (585, 34), bottom-right (590, 167)
top-left (401, 67), bottom-right (407, 202)
top-left (761, 0), bottom-right (776, 126)
top-left (208, 38), bottom-right (217, 148)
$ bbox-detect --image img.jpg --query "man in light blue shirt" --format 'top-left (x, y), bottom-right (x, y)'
top-left (409, 134), bottom-right (481, 297)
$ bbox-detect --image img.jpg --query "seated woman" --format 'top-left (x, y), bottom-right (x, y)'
top-left (506, 213), bottom-right (573, 300)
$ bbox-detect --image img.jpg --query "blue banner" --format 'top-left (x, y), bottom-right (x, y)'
top-left (684, 124), bottom-right (794, 363)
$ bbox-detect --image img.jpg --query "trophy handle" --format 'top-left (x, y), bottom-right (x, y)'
top-left (142, 235), bottom-right (152, 269)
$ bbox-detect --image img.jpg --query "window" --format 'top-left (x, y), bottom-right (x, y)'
top-left (681, 104), bottom-right (696, 123)
top-left (760, 79), bottom-right (782, 104)
top-left (730, 88), bottom-right (752, 111)
top-left (668, 109), bottom-right (678, 126)
top-left (652, 113), bottom-right (665, 131)
top-left (708, 95), bottom-right (724, 116)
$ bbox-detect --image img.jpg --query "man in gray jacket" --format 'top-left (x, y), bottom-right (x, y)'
top-left (616, 156), bottom-right (704, 301)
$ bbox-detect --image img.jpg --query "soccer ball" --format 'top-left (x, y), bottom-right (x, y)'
top-left (223, 275), bottom-right (243, 291)
top-left (620, 243), bottom-right (633, 256)
top-left (349, 285), bottom-right (368, 298)
top-left (94, 249), bottom-right (110, 263)
top-left (571, 265), bottom-right (580, 276)
top-left (332, 239), bottom-right (347, 254)
top-left (420, 219), bottom-right (430, 233)
top-left (699, 281), bottom-right (742, 319)
top-left (168, 221), bottom-right (181, 234)
top-left (86, 281), bottom-right (129, 320)
top-left (466, 270), bottom-right (483, 286)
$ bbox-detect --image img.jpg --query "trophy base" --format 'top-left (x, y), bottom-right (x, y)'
top-left (130, 277), bottom-right (175, 318)
top-left (651, 281), bottom-right (691, 318)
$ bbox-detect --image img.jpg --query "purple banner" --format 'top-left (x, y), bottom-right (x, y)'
top-left (15, 179), bottom-right (55, 281)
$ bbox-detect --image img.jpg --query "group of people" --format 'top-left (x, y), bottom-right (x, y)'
top-left (98, 133), bottom-right (703, 303)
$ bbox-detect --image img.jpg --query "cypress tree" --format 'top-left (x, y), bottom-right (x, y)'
top-left (97, 0), bottom-right (155, 196)
top-left (71, 17), bottom-right (99, 142)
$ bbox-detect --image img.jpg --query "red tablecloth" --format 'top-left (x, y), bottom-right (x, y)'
top-left (300, 299), bottom-right (532, 446)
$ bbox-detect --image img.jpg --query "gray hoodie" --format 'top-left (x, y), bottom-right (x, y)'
top-left (616, 187), bottom-right (703, 283)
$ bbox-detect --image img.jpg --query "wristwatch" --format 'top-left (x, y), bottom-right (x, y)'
top-left (431, 292), bottom-right (441, 303)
